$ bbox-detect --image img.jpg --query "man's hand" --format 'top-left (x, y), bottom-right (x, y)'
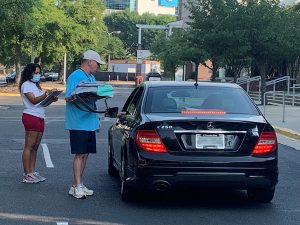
top-left (65, 96), bottom-right (77, 103)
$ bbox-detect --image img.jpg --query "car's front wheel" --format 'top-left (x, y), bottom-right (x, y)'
top-left (120, 156), bottom-right (135, 201)
top-left (247, 187), bottom-right (275, 203)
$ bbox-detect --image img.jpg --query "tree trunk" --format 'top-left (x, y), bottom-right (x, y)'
top-left (195, 62), bottom-right (200, 81)
top-left (257, 60), bottom-right (267, 105)
top-left (15, 42), bottom-right (22, 86)
top-left (210, 61), bottom-right (218, 81)
top-left (58, 61), bottom-right (64, 83)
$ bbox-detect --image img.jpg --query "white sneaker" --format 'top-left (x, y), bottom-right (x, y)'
top-left (22, 173), bottom-right (39, 184)
top-left (69, 185), bottom-right (94, 196)
top-left (69, 186), bottom-right (86, 199)
top-left (81, 184), bottom-right (94, 196)
top-left (33, 172), bottom-right (46, 182)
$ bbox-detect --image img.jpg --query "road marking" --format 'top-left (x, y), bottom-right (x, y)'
top-left (57, 222), bottom-right (68, 225)
top-left (41, 143), bottom-right (54, 168)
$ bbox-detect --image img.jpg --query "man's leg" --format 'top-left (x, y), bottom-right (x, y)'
top-left (73, 153), bottom-right (86, 186)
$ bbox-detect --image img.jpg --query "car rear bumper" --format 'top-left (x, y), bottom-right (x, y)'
top-left (126, 163), bottom-right (278, 191)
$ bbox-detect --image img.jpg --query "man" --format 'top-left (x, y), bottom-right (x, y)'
top-left (65, 50), bottom-right (105, 199)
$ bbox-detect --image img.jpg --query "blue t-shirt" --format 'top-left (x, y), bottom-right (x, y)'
top-left (65, 69), bottom-right (99, 131)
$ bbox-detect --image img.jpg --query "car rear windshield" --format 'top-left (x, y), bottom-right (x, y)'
top-left (144, 86), bottom-right (259, 115)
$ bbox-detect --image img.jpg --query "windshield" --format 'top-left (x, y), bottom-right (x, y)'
top-left (144, 86), bottom-right (259, 115)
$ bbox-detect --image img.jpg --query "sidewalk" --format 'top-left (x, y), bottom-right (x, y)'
top-left (258, 105), bottom-right (300, 138)
top-left (258, 105), bottom-right (300, 150)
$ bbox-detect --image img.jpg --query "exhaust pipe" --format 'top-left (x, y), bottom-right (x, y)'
top-left (153, 180), bottom-right (170, 192)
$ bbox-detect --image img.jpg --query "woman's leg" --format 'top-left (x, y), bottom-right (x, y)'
top-left (22, 130), bottom-right (41, 174)
top-left (30, 132), bottom-right (43, 173)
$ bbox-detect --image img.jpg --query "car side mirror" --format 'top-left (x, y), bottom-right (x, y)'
top-left (105, 107), bottom-right (119, 118)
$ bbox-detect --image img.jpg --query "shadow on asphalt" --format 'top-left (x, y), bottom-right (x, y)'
top-left (110, 177), bottom-right (273, 209)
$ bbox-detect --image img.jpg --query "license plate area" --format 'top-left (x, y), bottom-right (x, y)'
top-left (196, 133), bottom-right (225, 149)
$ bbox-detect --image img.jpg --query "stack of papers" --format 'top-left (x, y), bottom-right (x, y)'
top-left (39, 90), bottom-right (63, 107)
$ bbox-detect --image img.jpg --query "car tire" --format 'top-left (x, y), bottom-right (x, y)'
top-left (120, 156), bottom-right (135, 201)
top-left (108, 143), bottom-right (118, 176)
top-left (247, 187), bottom-right (275, 203)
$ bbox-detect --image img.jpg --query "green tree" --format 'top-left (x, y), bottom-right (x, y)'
top-left (187, 0), bottom-right (300, 103)
top-left (0, 0), bottom-right (39, 81)
top-left (151, 31), bottom-right (192, 80)
top-left (43, 0), bottom-right (107, 79)
top-left (151, 29), bottom-right (208, 81)
top-left (104, 10), bottom-right (175, 56)
top-left (187, 0), bottom-right (252, 81)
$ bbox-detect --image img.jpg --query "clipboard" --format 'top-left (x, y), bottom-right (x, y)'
top-left (39, 90), bottom-right (63, 107)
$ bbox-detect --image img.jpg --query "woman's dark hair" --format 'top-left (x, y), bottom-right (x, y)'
top-left (18, 63), bottom-right (42, 93)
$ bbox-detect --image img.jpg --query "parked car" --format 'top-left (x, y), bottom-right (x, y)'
top-left (41, 72), bottom-right (59, 81)
top-left (5, 71), bottom-right (16, 83)
top-left (146, 72), bottom-right (161, 81)
top-left (108, 81), bottom-right (278, 202)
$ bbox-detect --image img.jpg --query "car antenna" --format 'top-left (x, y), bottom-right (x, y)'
top-left (194, 72), bottom-right (198, 88)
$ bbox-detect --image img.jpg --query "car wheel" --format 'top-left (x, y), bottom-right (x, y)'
top-left (247, 187), bottom-right (275, 203)
top-left (120, 156), bottom-right (135, 201)
top-left (108, 143), bottom-right (118, 176)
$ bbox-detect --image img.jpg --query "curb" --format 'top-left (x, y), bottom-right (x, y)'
top-left (0, 106), bottom-right (9, 110)
top-left (0, 93), bottom-right (20, 97)
top-left (274, 126), bottom-right (300, 141)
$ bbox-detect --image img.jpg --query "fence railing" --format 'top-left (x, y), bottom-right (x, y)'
top-left (292, 83), bottom-right (300, 106)
top-left (237, 76), bottom-right (261, 101)
top-left (263, 91), bottom-right (286, 122)
top-left (266, 75), bottom-right (291, 94)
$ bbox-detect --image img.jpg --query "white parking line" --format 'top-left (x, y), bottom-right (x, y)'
top-left (57, 222), bottom-right (68, 225)
top-left (41, 143), bottom-right (54, 168)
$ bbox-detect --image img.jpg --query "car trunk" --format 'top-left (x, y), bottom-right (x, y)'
top-left (144, 114), bottom-right (267, 156)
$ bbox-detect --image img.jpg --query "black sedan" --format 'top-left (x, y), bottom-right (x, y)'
top-left (108, 81), bottom-right (278, 202)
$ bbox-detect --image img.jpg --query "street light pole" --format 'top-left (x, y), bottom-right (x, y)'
top-left (107, 31), bottom-right (121, 72)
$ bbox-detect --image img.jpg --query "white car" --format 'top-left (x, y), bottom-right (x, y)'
top-left (44, 72), bottom-right (59, 81)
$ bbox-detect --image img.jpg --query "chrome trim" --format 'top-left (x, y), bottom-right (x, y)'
top-left (174, 130), bottom-right (247, 134)
top-left (177, 172), bottom-right (246, 176)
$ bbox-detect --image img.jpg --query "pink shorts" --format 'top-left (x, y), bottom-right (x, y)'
top-left (22, 113), bottom-right (45, 133)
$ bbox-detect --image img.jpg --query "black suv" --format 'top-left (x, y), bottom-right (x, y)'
top-left (146, 72), bottom-right (162, 81)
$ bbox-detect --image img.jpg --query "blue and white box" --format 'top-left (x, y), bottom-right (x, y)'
top-left (159, 0), bottom-right (178, 7)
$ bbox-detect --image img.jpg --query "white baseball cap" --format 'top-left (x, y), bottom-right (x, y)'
top-left (83, 50), bottom-right (105, 64)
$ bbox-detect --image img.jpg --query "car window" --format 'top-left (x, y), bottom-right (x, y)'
top-left (144, 86), bottom-right (259, 115)
top-left (127, 87), bottom-right (144, 116)
top-left (122, 87), bottom-right (140, 112)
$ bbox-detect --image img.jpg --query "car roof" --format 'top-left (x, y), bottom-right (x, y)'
top-left (143, 81), bottom-right (241, 89)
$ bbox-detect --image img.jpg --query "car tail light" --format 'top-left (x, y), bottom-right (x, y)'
top-left (135, 130), bottom-right (167, 153)
top-left (253, 131), bottom-right (277, 154)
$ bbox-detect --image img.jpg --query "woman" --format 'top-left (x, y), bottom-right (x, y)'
top-left (19, 63), bottom-right (57, 183)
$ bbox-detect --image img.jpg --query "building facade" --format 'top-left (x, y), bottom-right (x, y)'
top-left (105, 0), bottom-right (136, 11)
top-left (109, 59), bottom-right (160, 75)
top-left (105, 0), bottom-right (178, 16)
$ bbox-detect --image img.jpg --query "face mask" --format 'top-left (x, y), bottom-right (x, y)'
top-left (31, 74), bottom-right (41, 83)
